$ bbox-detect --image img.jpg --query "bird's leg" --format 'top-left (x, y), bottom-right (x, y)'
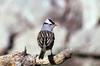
top-left (48, 49), bottom-right (54, 60)
top-left (48, 49), bottom-right (56, 64)
top-left (50, 49), bottom-right (53, 56)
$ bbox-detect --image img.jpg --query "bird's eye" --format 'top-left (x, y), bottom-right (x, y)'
top-left (44, 23), bottom-right (48, 24)
top-left (50, 24), bottom-right (52, 25)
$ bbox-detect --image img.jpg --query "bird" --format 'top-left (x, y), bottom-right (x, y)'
top-left (37, 18), bottom-right (56, 59)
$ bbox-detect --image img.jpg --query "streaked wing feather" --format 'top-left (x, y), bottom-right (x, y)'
top-left (46, 31), bottom-right (55, 46)
top-left (37, 31), bottom-right (55, 47)
top-left (37, 31), bottom-right (44, 47)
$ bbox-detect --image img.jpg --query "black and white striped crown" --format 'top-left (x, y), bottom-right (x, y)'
top-left (44, 19), bottom-right (55, 25)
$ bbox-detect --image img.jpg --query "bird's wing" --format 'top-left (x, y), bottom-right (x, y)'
top-left (37, 31), bottom-right (55, 47)
top-left (37, 31), bottom-right (44, 48)
top-left (46, 31), bottom-right (55, 47)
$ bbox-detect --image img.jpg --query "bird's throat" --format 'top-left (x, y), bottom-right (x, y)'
top-left (41, 25), bottom-right (53, 32)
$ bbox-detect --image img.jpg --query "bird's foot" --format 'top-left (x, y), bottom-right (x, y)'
top-left (48, 53), bottom-right (55, 57)
top-left (48, 54), bottom-right (56, 64)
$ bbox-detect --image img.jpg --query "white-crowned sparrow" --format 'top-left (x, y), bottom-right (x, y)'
top-left (37, 19), bottom-right (56, 59)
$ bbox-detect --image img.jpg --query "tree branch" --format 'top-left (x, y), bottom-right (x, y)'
top-left (0, 49), bottom-right (72, 66)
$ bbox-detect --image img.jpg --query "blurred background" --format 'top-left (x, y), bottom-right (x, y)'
top-left (0, 0), bottom-right (100, 66)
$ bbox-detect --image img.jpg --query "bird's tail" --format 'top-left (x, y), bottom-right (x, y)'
top-left (39, 49), bottom-right (46, 59)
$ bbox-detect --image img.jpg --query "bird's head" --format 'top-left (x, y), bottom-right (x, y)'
top-left (44, 19), bottom-right (56, 28)
top-left (41, 19), bottom-right (56, 31)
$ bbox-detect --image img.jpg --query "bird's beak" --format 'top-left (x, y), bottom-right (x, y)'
top-left (55, 23), bottom-right (58, 26)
